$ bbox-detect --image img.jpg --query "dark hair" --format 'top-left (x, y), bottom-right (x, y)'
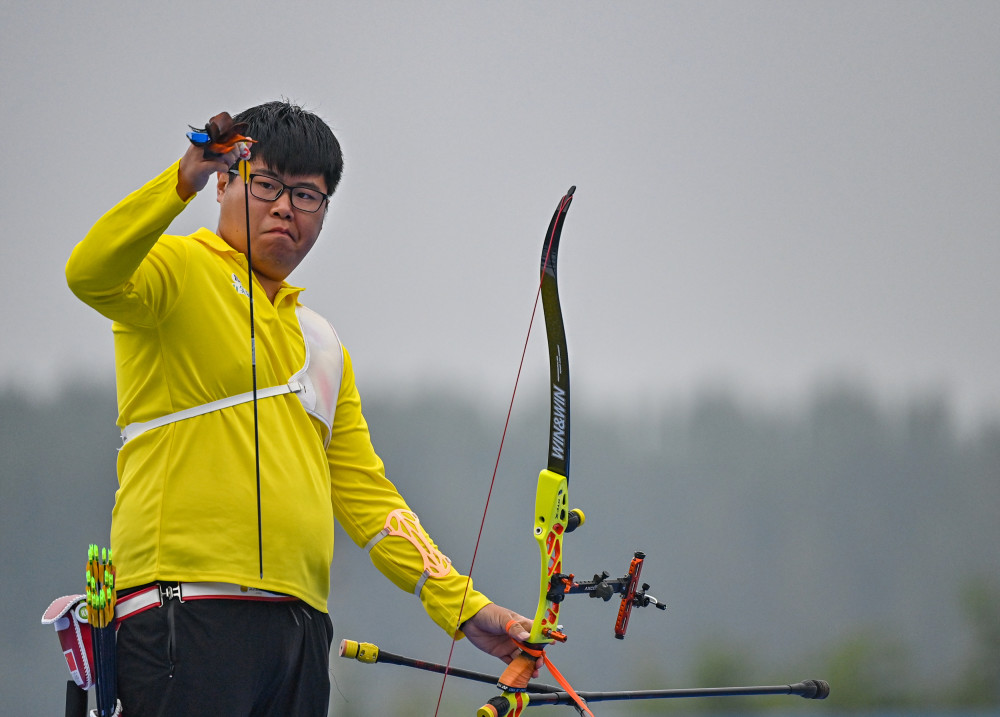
top-left (233, 101), bottom-right (343, 195)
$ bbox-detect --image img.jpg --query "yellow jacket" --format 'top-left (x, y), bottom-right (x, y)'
top-left (65, 161), bottom-right (489, 635)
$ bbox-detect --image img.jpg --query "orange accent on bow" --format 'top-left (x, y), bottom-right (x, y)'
top-left (498, 620), bottom-right (594, 717)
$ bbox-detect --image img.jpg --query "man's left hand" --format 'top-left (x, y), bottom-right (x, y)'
top-left (461, 604), bottom-right (540, 675)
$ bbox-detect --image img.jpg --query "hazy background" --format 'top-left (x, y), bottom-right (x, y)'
top-left (2, 1), bottom-right (998, 715)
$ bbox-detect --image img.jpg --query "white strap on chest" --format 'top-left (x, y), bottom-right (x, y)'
top-left (121, 304), bottom-right (343, 446)
top-left (120, 381), bottom-right (304, 443)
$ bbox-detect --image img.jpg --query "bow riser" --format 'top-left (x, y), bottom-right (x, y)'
top-left (486, 469), bottom-right (569, 713)
top-left (530, 469), bottom-right (570, 642)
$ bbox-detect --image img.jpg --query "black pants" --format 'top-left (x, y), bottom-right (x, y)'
top-left (116, 597), bottom-right (333, 717)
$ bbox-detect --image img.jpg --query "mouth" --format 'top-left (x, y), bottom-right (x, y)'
top-left (262, 227), bottom-right (295, 242)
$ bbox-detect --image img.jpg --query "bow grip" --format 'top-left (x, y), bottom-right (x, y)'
top-left (496, 650), bottom-right (537, 693)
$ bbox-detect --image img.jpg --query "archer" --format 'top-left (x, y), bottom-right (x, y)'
top-left (64, 101), bottom-right (536, 716)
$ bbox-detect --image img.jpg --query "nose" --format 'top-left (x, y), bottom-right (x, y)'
top-left (270, 190), bottom-right (294, 218)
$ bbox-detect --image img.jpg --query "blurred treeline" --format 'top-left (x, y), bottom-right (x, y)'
top-left (2, 379), bottom-right (998, 715)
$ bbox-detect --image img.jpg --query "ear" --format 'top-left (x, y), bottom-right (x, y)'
top-left (216, 171), bottom-right (232, 204)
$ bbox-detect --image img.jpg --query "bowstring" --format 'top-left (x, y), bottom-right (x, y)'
top-left (432, 209), bottom-right (564, 717)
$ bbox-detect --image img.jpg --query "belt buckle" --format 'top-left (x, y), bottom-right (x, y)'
top-left (160, 583), bottom-right (185, 603)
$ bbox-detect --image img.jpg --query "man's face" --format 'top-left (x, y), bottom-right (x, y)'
top-left (216, 163), bottom-right (329, 289)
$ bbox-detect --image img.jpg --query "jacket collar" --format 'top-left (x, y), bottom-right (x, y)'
top-left (190, 227), bottom-right (305, 302)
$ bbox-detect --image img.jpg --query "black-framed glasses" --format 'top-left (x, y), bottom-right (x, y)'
top-left (230, 172), bottom-right (329, 213)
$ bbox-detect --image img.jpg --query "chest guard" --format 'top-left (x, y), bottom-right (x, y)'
top-left (288, 305), bottom-right (343, 446)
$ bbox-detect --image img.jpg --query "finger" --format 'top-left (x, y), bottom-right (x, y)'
top-left (198, 149), bottom-right (232, 172)
top-left (222, 145), bottom-right (243, 169)
top-left (506, 619), bottom-right (531, 642)
top-left (505, 614), bottom-right (527, 630)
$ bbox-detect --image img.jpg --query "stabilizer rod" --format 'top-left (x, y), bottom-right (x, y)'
top-left (339, 640), bottom-right (829, 705)
top-left (527, 679), bottom-right (830, 705)
top-left (339, 640), bottom-right (562, 693)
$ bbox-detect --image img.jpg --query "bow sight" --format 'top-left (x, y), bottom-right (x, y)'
top-left (548, 550), bottom-right (667, 640)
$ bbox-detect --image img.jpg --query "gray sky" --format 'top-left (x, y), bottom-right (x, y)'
top-left (2, 1), bottom-right (998, 426)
